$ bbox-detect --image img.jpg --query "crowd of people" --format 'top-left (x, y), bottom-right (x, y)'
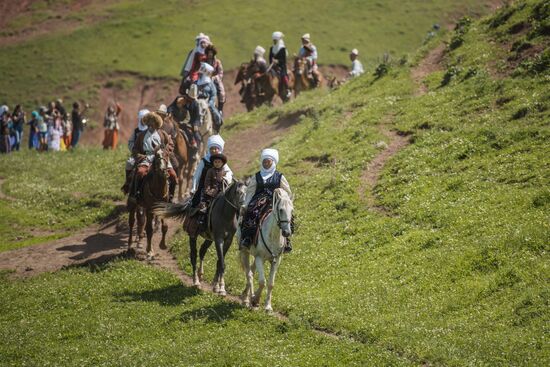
top-left (0, 100), bottom-right (90, 154)
top-left (1, 31), bottom-right (365, 156)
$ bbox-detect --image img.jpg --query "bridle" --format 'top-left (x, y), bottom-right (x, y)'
top-left (259, 191), bottom-right (291, 259)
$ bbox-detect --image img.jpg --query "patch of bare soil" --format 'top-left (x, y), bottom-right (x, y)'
top-left (411, 44), bottom-right (446, 96)
top-left (359, 121), bottom-right (410, 214)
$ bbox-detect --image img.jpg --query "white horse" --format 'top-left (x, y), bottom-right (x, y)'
top-left (239, 188), bottom-right (293, 312)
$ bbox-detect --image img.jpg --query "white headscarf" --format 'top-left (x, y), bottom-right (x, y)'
top-left (137, 109), bottom-right (150, 131)
top-left (260, 148), bottom-right (279, 180)
top-left (183, 33), bottom-right (211, 74)
top-left (205, 134), bottom-right (225, 160)
top-left (271, 31), bottom-right (285, 55)
top-left (197, 62), bottom-right (214, 85)
top-left (254, 45), bottom-right (266, 57)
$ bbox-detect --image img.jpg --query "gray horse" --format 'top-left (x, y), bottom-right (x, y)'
top-left (154, 180), bottom-right (247, 295)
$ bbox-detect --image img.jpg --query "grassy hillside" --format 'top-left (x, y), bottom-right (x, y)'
top-left (170, 0), bottom-right (548, 365)
top-left (0, 0), bottom-right (548, 366)
top-left (0, 0), bottom-right (493, 110)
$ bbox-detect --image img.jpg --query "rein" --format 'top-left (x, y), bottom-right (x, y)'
top-left (258, 193), bottom-right (287, 259)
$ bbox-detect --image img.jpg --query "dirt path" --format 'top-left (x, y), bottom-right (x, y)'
top-left (411, 44), bottom-right (446, 96)
top-left (359, 122), bottom-right (410, 214)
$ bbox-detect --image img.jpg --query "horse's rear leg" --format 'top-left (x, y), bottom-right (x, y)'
top-left (189, 237), bottom-right (200, 286)
top-left (159, 219), bottom-right (168, 250)
top-left (198, 239), bottom-right (212, 282)
top-left (252, 256), bottom-right (266, 307)
top-left (265, 257), bottom-right (282, 313)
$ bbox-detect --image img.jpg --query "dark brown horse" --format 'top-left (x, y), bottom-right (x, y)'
top-left (293, 57), bottom-right (325, 96)
top-left (235, 62), bottom-right (294, 111)
top-left (127, 149), bottom-right (170, 259)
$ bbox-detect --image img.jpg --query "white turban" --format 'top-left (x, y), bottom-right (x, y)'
top-left (260, 148), bottom-right (279, 180)
top-left (138, 109), bottom-right (150, 131)
top-left (254, 45), bottom-right (266, 56)
top-left (261, 148), bottom-right (279, 164)
top-left (207, 134), bottom-right (225, 151)
top-left (0, 105), bottom-right (8, 116)
top-left (272, 31), bottom-right (284, 40)
top-left (351, 48), bottom-right (359, 56)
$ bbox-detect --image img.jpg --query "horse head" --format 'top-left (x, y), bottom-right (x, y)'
top-left (153, 148), bottom-right (169, 176)
top-left (294, 57), bottom-right (305, 75)
top-left (273, 188), bottom-right (293, 238)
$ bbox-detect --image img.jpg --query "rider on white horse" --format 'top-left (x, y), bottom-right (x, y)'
top-left (190, 134), bottom-right (233, 209)
top-left (240, 148), bottom-right (293, 252)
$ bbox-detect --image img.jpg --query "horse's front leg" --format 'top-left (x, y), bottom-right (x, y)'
top-left (218, 237), bottom-right (233, 297)
top-left (136, 207), bottom-right (145, 247)
top-left (189, 236), bottom-right (199, 286)
top-left (145, 210), bottom-right (154, 260)
top-left (265, 256), bottom-right (282, 313)
top-left (159, 218), bottom-right (168, 250)
top-left (252, 256), bottom-right (266, 307)
top-left (212, 238), bottom-right (225, 295)
top-left (240, 250), bottom-right (253, 307)
top-left (198, 239), bottom-right (212, 282)
top-left (128, 205), bottom-right (135, 250)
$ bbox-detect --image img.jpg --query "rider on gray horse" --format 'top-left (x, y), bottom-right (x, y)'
top-left (240, 148), bottom-right (293, 252)
top-left (196, 62), bottom-right (222, 130)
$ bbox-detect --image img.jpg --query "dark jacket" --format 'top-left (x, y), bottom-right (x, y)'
top-left (269, 47), bottom-right (287, 76)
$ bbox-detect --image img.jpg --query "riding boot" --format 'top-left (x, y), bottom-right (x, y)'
top-left (218, 101), bottom-right (224, 114)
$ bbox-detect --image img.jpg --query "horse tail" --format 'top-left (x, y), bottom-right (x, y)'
top-left (153, 200), bottom-right (190, 220)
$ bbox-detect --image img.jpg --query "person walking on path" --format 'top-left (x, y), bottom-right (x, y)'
top-left (11, 105), bottom-right (25, 151)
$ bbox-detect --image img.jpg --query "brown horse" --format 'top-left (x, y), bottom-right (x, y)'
top-left (235, 62), bottom-right (294, 111)
top-left (293, 57), bottom-right (325, 96)
top-left (163, 115), bottom-right (197, 200)
top-left (127, 149), bottom-right (170, 259)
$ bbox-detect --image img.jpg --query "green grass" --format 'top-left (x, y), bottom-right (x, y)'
top-left (0, 260), bottom-right (409, 366)
top-left (0, 0), bottom-right (494, 110)
top-left (1, 0), bottom-right (548, 365)
top-left (0, 147), bottom-right (127, 251)
top-left (169, 1), bottom-right (549, 365)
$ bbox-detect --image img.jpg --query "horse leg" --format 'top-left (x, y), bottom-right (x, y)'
top-left (137, 207), bottom-right (145, 247)
top-left (240, 250), bottom-right (253, 307)
top-left (145, 211), bottom-right (154, 260)
top-left (252, 256), bottom-right (265, 307)
top-left (212, 238), bottom-right (225, 295)
top-left (128, 205), bottom-right (135, 250)
top-left (189, 237), bottom-right (200, 286)
top-left (159, 218), bottom-right (168, 250)
top-left (265, 256), bottom-right (282, 312)
top-left (217, 237), bottom-right (232, 296)
top-left (198, 239), bottom-right (212, 282)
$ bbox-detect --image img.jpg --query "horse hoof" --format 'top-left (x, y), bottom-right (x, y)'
top-left (218, 289), bottom-right (227, 297)
top-left (159, 241), bottom-right (167, 250)
top-left (265, 307), bottom-right (273, 314)
top-left (146, 253), bottom-right (155, 261)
